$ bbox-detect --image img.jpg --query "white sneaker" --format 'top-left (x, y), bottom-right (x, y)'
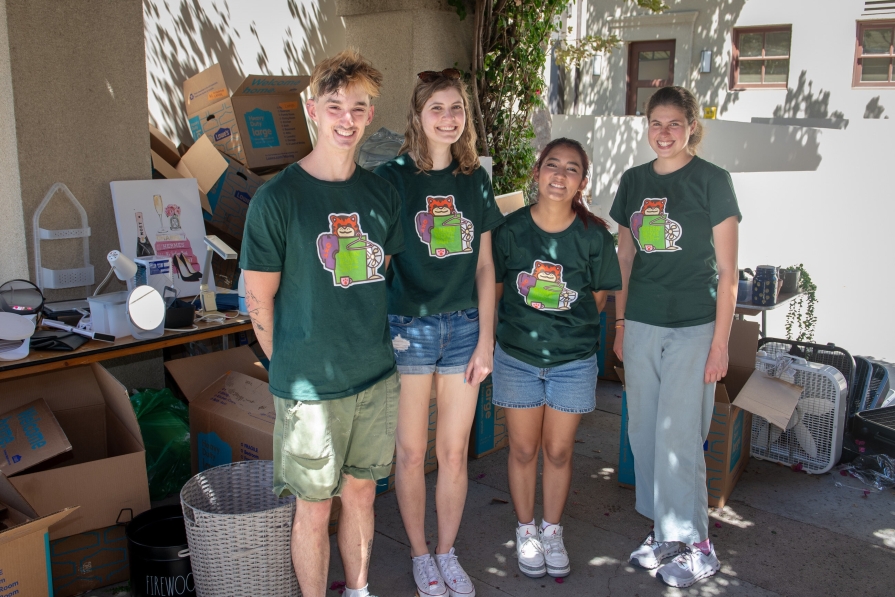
top-left (539, 524), bottom-right (570, 577)
top-left (656, 545), bottom-right (721, 588)
top-left (515, 523), bottom-right (546, 578)
top-left (629, 531), bottom-right (683, 569)
top-left (434, 548), bottom-right (475, 597)
top-left (412, 554), bottom-right (447, 597)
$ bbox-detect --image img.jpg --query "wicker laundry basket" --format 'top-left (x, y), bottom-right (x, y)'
top-left (180, 460), bottom-right (299, 596)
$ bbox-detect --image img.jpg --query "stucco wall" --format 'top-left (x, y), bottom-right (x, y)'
top-left (145, 0), bottom-right (348, 145)
top-left (0, 0), bottom-right (27, 282)
top-left (554, 113), bottom-right (895, 362)
top-left (5, 0), bottom-right (149, 300)
top-left (567, 0), bottom-right (892, 123)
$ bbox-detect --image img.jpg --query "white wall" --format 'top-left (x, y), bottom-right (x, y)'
top-left (145, 0), bottom-right (347, 146)
top-left (570, 0), bottom-right (892, 123)
top-left (554, 114), bottom-right (895, 362)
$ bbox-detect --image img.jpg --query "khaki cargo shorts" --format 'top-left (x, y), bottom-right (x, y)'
top-left (273, 373), bottom-right (399, 501)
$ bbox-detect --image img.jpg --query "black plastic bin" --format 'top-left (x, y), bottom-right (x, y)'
top-left (126, 505), bottom-right (195, 597)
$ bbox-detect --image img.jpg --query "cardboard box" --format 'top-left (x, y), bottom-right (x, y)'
top-left (182, 64), bottom-right (246, 163)
top-left (0, 474), bottom-right (76, 597)
top-left (151, 125), bottom-right (265, 239)
top-left (376, 383), bottom-right (437, 495)
top-left (165, 347), bottom-right (344, 534)
top-left (495, 191), bottom-right (525, 216)
top-left (0, 364), bottom-right (151, 540)
top-left (614, 320), bottom-right (759, 508)
top-left (49, 524), bottom-right (128, 597)
top-left (183, 65), bottom-right (313, 171)
top-left (230, 74), bottom-right (312, 170)
top-left (0, 398), bottom-right (72, 476)
top-left (469, 375), bottom-right (508, 458)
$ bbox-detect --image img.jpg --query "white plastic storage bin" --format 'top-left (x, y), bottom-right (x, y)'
top-left (87, 291), bottom-right (130, 338)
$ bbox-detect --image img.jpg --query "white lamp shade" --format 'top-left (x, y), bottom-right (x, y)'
top-left (108, 250), bottom-right (138, 281)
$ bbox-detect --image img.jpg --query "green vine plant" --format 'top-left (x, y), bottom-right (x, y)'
top-left (784, 264), bottom-right (818, 343)
top-left (448, 0), bottom-right (666, 195)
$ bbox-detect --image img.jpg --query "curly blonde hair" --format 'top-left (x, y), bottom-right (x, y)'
top-left (399, 75), bottom-right (479, 176)
top-left (310, 48), bottom-right (383, 99)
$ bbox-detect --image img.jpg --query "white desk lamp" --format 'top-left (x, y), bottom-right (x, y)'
top-left (93, 250), bottom-right (138, 295)
top-left (199, 235), bottom-right (237, 314)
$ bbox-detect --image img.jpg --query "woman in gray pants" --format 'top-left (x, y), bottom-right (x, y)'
top-left (610, 86), bottom-right (740, 589)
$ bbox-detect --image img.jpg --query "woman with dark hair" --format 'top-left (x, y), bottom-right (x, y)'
top-left (491, 137), bottom-right (621, 580)
top-left (375, 69), bottom-right (504, 597)
top-left (611, 86), bottom-right (740, 588)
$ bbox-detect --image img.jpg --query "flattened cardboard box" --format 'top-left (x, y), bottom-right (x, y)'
top-left (0, 398), bottom-right (72, 476)
top-left (0, 363), bottom-right (150, 540)
top-left (0, 473), bottom-right (77, 597)
top-left (614, 320), bottom-right (759, 508)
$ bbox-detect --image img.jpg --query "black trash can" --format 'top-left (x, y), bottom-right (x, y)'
top-left (126, 505), bottom-right (195, 597)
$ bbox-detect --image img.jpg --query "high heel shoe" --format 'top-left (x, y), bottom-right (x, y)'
top-left (179, 252), bottom-right (200, 276)
top-left (171, 253), bottom-right (201, 282)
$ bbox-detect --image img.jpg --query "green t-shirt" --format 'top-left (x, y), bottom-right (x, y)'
top-left (609, 156), bottom-right (741, 328)
top-left (240, 163), bottom-right (404, 401)
top-left (493, 206), bottom-right (622, 368)
top-left (374, 156), bottom-right (505, 316)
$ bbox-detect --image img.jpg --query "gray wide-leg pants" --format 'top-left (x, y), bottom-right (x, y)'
top-left (623, 320), bottom-right (716, 545)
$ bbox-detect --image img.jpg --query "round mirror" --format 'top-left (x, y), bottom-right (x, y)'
top-left (127, 286), bottom-right (166, 331)
top-left (0, 279), bottom-right (44, 316)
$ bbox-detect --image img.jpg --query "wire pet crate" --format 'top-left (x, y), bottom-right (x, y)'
top-left (181, 460), bottom-right (299, 597)
top-left (751, 355), bottom-right (848, 474)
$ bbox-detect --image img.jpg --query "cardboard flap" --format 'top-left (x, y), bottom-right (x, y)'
top-left (0, 472), bottom-right (37, 518)
top-left (495, 191), bottom-right (525, 216)
top-left (193, 371), bottom-right (276, 432)
top-left (178, 135), bottom-right (229, 194)
top-left (149, 124), bottom-right (182, 167)
top-left (184, 63), bottom-right (229, 114)
top-left (732, 370), bottom-right (803, 430)
top-left (151, 149), bottom-right (183, 180)
top-left (0, 506), bottom-right (77, 546)
top-left (91, 364), bottom-right (144, 449)
top-left (0, 398), bottom-right (73, 476)
top-left (166, 346), bottom-right (268, 402)
top-left (233, 74), bottom-right (310, 97)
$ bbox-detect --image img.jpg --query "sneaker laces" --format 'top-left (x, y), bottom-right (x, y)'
top-left (414, 556), bottom-right (443, 591)
top-left (518, 532), bottom-right (542, 556)
top-left (670, 546), bottom-right (700, 569)
top-left (438, 550), bottom-right (473, 590)
top-left (541, 529), bottom-right (565, 556)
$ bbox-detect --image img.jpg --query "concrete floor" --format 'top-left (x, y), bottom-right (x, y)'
top-left (88, 378), bottom-right (895, 597)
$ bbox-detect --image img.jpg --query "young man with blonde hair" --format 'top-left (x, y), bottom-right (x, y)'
top-left (240, 49), bottom-right (403, 597)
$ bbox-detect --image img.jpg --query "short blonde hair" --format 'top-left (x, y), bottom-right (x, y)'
top-left (399, 76), bottom-right (480, 176)
top-left (310, 48), bottom-right (383, 99)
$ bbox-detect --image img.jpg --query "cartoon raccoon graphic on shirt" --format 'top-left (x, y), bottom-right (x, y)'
top-left (516, 261), bottom-right (578, 311)
top-left (316, 213), bottom-right (384, 287)
top-left (630, 198), bottom-right (682, 252)
top-left (415, 195), bottom-right (474, 258)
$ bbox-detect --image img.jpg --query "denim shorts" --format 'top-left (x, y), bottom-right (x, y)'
top-left (492, 343), bottom-right (597, 414)
top-left (388, 308), bottom-right (479, 375)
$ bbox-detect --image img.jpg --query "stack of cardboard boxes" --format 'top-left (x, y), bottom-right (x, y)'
top-left (0, 365), bottom-right (151, 597)
top-left (150, 64), bottom-right (314, 286)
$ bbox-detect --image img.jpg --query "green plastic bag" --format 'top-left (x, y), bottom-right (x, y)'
top-left (130, 388), bottom-right (191, 500)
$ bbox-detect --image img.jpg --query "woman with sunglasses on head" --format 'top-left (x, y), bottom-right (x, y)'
top-left (491, 138), bottom-right (621, 580)
top-left (374, 68), bottom-right (504, 597)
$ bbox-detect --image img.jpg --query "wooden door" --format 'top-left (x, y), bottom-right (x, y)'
top-left (626, 40), bottom-right (676, 116)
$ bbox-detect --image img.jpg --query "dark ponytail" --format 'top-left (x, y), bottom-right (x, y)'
top-left (534, 137), bottom-right (609, 230)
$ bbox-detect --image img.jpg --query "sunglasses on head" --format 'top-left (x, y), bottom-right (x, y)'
top-left (417, 68), bottom-right (462, 83)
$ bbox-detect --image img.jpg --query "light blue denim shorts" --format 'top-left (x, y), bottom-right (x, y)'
top-left (388, 308), bottom-right (479, 375)
top-left (492, 343), bottom-right (597, 414)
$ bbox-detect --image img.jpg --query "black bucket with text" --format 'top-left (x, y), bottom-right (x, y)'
top-left (126, 505), bottom-right (195, 597)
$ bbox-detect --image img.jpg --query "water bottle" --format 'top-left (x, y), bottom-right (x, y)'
top-left (751, 265), bottom-right (778, 306)
top-left (237, 271), bottom-right (248, 315)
